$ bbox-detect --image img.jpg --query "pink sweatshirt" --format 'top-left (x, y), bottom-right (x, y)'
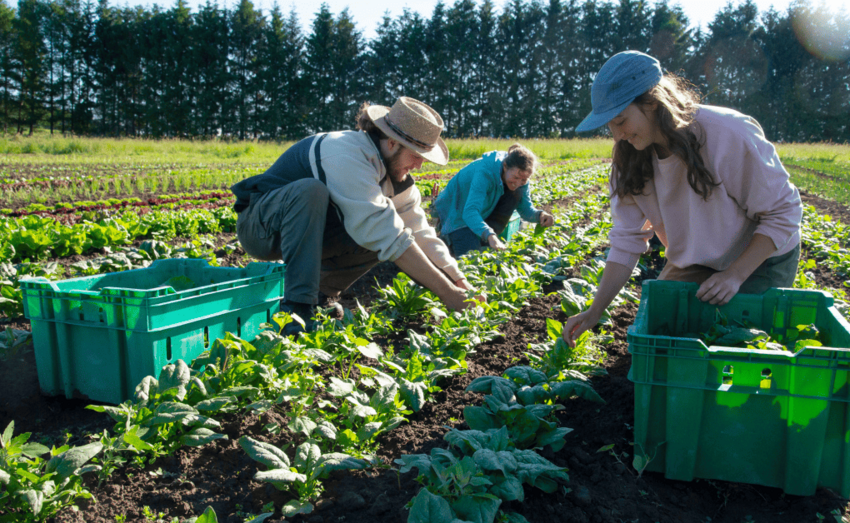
top-left (607, 105), bottom-right (802, 272)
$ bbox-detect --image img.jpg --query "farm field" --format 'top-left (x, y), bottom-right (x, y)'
top-left (1, 137), bottom-right (850, 523)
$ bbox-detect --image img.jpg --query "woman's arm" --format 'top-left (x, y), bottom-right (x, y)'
top-left (695, 233), bottom-right (776, 305)
top-left (562, 261), bottom-right (633, 347)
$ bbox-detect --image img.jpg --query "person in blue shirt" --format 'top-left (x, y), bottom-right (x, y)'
top-left (432, 143), bottom-right (555, 257)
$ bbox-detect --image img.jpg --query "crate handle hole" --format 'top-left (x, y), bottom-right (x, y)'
top-left (237, 317), bottom-right (242, 337)
top-left (204, 326), bottom-right (210, 349)
top-left (760, 368), bottom-right (772, 389)
top-left (98, 307), bottom-right (105, 323)
top-left (167, 338), bottom-right (172, 361)
top-left (722, 365), bottom-right (734, 385)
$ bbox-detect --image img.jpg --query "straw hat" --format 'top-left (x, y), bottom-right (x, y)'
top-left (366, 97), bottom-right (449, 166)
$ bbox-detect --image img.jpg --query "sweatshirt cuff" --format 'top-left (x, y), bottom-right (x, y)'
top-left (754, 225), bottom-right (795, 252)
top-left (479, 227), bottom-right (495, 243)
top-left (384, 229), bottom-right (417, 262)
top-left (441, 263), bottom-right (464, 283)
top-left (606, 247), bottom-right (641, 272)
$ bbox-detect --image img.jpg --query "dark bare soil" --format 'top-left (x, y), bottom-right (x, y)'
top-left (4, 296), bottom-right (847, 523)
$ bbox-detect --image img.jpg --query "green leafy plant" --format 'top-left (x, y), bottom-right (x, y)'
top-left (0, 421), bottom-right (103, 521)
top-left (239, 436), bottom-right (369, 516)
top-left (375, 273), bottom-right (439, 321)
top-left (397, 426), bottom-right (568, 523)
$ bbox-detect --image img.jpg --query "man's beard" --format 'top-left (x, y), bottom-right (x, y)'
top-left (384, 147), bottom-right (408, 182)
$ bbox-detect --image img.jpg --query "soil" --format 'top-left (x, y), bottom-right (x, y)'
top-left (1, 182), bottom-right (849, 523)
top-left (3, 296), bottom-right (846, 523)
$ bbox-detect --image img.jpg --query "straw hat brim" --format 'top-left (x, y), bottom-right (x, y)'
top-left (366, 105), bottom-right (449, 166)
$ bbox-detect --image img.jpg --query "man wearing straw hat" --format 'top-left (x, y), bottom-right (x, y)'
top-left (231, 97), bottom-right (478, 335)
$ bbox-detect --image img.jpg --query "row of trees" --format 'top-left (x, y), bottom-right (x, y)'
top-left (1, 0), bottom-right (848, 142)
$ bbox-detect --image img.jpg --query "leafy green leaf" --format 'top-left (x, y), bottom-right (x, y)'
top-left (288, 416), bottom-right (317, 437)
top-left (195, 396), bottom-right (237, 412)
top-left (356, 342), bottom-right (383, 360)
top-left (400, 379), bottom-right (428, 412)
top-left (281, 500), bottom-right (313, 517)
top-left (465, 376), bottom-right (517, 395)
top-left (408, 489), bottom-right (456, 523)
top-left (20, 489), bottom-right (44, 516)
top-left (294, 441), bottom-right (321, 471)
top-left (254, 468), bottom-right (308, 485)
top-left (159, 359), bottom-right (191, 394)
top-left (450, 493), bottom-right (501, 523)
top-left (194, 505), bottom-right (219, 523)
top-left (45, 442), bottom-right (103, 480)
top-left (181, 428), bottom-right (228, 447)
top-left (549, 380), bottom-right (605, 404)
top-left (239, 436), bottom-right (290, 469)
top-left (463, 406), bottom-right (499, 432)
top-left (503, 366), bottom-right (548, 386)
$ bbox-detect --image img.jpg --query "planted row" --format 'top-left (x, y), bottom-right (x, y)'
top-left (0, 165), bottom-right (614, 521)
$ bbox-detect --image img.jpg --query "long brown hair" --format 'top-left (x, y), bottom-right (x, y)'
top-left (612, 74), bottom-right (717, 200)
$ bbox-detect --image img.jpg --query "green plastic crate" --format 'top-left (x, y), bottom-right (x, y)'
top-left (498, 212), bottom-right (522, 241)
top-left (21, 259), bottom-right (285, 404)
top-left (628, 280), bottom-right (850, 497)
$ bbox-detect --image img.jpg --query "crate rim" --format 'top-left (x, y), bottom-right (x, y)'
top-left (19, 259), bottom-right (284, 299)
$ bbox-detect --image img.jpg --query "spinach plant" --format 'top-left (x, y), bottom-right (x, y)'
top-left (1, 421), bottom-right (102, 521)
top-left (239, 436), bottom-right (369, 517)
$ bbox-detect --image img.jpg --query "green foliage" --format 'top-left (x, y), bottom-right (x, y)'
top-left (682, 309), bottom-right (825, 352)
top-left (240, 436), bottom-right (369, 515)
top-left (0, 421), bottom-right (102, 521)
top-left (397, 426), bottom-right (568, 523)
top-left (375, 273), bottom-right (439, 321)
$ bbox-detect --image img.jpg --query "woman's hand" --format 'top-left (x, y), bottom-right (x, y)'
top-left (488, 234), bottom-right (506, 250)
top-left (696, 270), bottom-right (744, 305)
top-left (695, 234), bottom-right (777, 305)
top-left (539, 212), bottom-right (555, 227)
top-left (562, 309), bottom-right (602, 347)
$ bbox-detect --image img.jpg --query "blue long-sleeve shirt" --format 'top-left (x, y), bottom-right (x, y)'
top-left (433, 150), bottom-right (541, 241)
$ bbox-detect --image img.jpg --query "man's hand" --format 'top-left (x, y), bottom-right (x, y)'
top-left (395, 243), bottom-right (482, 311)
top-left (488, 234), bottom-right (506, 250)
top-left (444, 286), bottom-right (475, 310)
top-left (539, 212), bottom-right (555, 227)
top-left (455, 277), bottom-right (487, 305)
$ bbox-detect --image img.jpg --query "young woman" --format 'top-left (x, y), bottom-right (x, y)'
top-left (563, 50), bottom-right (802, 347)
top-left (432, 144), bottom-right (555, 257)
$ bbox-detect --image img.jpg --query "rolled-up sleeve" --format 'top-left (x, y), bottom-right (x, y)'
top-left (711, 117), bottom-right (802, 252)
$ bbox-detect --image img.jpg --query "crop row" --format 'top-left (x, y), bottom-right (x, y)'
top-left (3, 191), bottom-right (233, 218)
top-left (3, 163), bottom-right (850, 522)
top-left (0, 161), bottom-right (607, 319)
top-left (0, 166), bottom-right (614, 522)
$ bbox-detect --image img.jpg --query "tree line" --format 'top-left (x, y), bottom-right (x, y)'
top-left (0, 0), bottom-right (848, 142)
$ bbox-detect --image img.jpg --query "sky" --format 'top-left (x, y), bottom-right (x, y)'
top-left (120, 0), bottom-right (846, 40)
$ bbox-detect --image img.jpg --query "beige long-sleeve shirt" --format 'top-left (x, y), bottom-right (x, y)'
top-left (607, 105), bottom-right (802, 272)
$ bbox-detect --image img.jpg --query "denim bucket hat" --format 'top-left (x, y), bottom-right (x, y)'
top-left (576, 51), bottom-right (663, 132)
